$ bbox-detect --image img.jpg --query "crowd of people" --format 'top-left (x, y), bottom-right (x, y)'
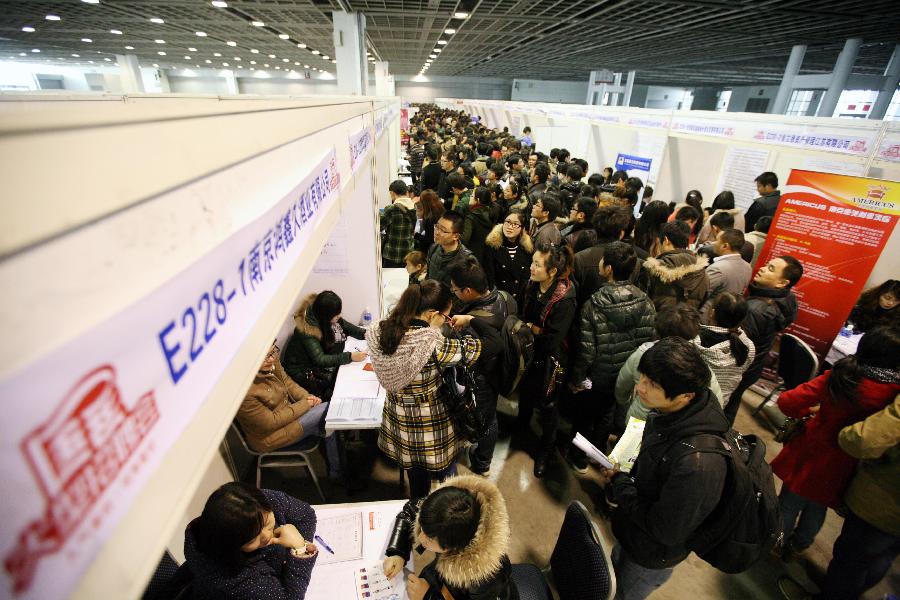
top-left (178, 105), bottom-right (899, 600)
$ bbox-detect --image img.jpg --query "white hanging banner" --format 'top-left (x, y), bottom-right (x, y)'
top-left (349, 126), bottom-right (374, 175)
top-left (0, 148), bottom-right (341, 599)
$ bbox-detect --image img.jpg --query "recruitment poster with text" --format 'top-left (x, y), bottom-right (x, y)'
top-left (755, 170), bottom-right (898, 361)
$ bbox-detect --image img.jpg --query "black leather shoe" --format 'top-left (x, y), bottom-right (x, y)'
top-left (533, 453), bottom-right (548, 478)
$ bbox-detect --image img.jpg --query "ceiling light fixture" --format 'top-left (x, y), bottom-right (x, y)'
top-left (31, 48), bottom-right (40, 53)
top-left (82, 0), bottom-right (100, 3)
top-left (282, 58), bottom-right (289, 62)
top-left (297, 43), bottom-right (306, 48)
top-left (251, 20), bottom-right (264, 27)
top-left (18, 52), bottom-right (26, 56)
top-left (211, 0), bottom-right (228, 7)
top-left (264, 63), bottom-right (269, 67)
top-left (157, 51), bottom-right (166, 55)
top-left (454, 11), bottom-right (469, 18)
top-left (195, 31), bottom-right (207, 37)
top-left (278, 33), bottom-right (289, 40)
top-left (184, 55), bottom-right (191, 59)
top-left (150, 17), bottom-right (165, 24)
top-left (303, 64), bottom-right (309, 68)
top-left (188, 47), bottom-right (197, 52)
top-left (222, 62), bottom-right (229, 66)
top-left (445, 28), bottom-right (456, 34)
top-left (234, 57), bottom-right (240, 61)
top-left (437, 40), bottom-right (448, 45)
top-left (155, 39), bottom-right (165, 44)
top-left (45, 15), bottom-right (61, 21)
top-left (153, 63), bottom-right (158, 67)
top-left (22, 26), bottom-right (35, 32)
top-left (226, 41), bottom-right (237, 46)
top-left (205, 59), bottom-right (212, 63)
top-left (81, 38), bottom-right (92, 42)
top-left (250, 60), bottom-right (256, 64)
top-left (434, 48), bottom-right (442, 52)
top-left (125, 45), bottom-right (134, 49)
top-left (429, 54), bottom-right (436, 58)
top-left (268, 54), bottom-right (275, 58)
top-left (104, 57), bottom-right (111, 61)
top-left (322, 55), bottom-right (329, 60)
top-left (312, 50), bottom-right (320, 55)
top-left (72, 53), bottom-right (80, 57)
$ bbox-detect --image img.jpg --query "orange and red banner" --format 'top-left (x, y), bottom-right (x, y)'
top-left (755, 170), bottom-right (898, 361)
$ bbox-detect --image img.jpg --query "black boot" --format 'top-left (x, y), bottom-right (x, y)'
top-left (533, 452), bottom-right (549, 478)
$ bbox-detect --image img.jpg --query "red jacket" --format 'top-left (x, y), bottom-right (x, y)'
top-left (771, 371), bottom-right (900, 508)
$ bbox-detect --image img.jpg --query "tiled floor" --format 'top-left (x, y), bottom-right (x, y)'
top-left (245, 388), bottom-right (899, 600)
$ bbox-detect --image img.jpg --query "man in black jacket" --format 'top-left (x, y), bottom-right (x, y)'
top-left (725, 254), bottom-right (803, 424)
top-left (449, 258), bottom-right (516, 475)
top-left (602, 337), bottom-right (728, 600)
top-left (572, 205), bottom-right (635, 307)
top-left (744, 171), bottom-right (781, 233)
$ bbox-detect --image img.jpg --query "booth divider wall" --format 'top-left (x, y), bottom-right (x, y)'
top-left (437, 98), bottom-right (900, 287)
top-left (0, 93), bottom-right (398, 600)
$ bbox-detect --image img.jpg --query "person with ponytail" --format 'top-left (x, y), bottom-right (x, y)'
top-left (696, 292), bottom-right (755, 408)
top-left (382, 476), bottom-right (517, 600)
top-left (771, 326), bottom-right (900, 560)
top-left (366, 280), bottom-right (483, 499)
top-left (516, 242), bottom-right (577, 478)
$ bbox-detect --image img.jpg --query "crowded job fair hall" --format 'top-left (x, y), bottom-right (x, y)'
top-left (1, 2), bottom-right (900, 600)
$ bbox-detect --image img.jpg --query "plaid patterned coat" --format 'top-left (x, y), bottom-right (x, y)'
top-left (381, 197), bottom-right (417, 264)
top-left (376, 324), bottom-right (482, 471)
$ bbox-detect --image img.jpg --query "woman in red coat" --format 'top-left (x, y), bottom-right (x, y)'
top-left (772, 326), bottom-right (900, 557)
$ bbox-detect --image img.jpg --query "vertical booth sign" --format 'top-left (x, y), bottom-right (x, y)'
top-left (755, 170), bottom-right (899, 360)
top-left (0, 149), bottom-right (341, 599)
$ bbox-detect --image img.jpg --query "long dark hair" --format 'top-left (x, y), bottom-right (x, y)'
top-left (377, 280), bottom-right (452, 355)
top-left (704, 292), bottom-right (750, 365)
top-left (828, 326), bottom-right (900, 403)
top-left (850, 279), bottom-right (900, 331)
top-left (189, 482), bottom-right (272, 573)
top-left (683, 191), bottom-right (705, 236)
top-left (634, 200), bottom-right (671, 253)
top-left (419, 486), bottom-right (481, 553)
top-left (419, 189), bottom-right (445, 222)
top-left (311, 290), bottom-right (342, 349)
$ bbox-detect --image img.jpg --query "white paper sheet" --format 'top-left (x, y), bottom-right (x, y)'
top-left (315, 513), bottom-right (364, 565)
top-left (344, 337), bottom-right (368, 353)
top-left (354, 562), bottom-right (406, 600)
top-left (572, 433), bottom-right (614, 469)
top-left (328, 396), bottom-right (385, 422)
top-left (609, 417), bottom-right (646, 474)
top-left (714, 146), bottom-right (771, 211)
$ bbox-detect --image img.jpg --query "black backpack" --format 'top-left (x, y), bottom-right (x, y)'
top-left (434, 352), bottom-right (486, 443)
top-left (672, 430), bottom-right (783, 573)
top-left (497, 315), bottom-right (536, 397)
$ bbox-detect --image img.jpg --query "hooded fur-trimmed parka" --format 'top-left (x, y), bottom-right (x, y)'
top-left (385, 475), bottom-right (519, 600)
top-left (638, 248), bottom-right (709, 312)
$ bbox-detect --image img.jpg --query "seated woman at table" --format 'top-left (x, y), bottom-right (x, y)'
top-left (382, 475), bottom-right (517, 600)
top-left (282, 291), bottom-right (368, 400)
top-left (848, 279), bottom-right (899, 333)
top-left (185, 482), bottom-right (318, 600)
top-left (238, 342), bottom-right (341, 479)
top-left (366, 280), bottom-right (482, 499)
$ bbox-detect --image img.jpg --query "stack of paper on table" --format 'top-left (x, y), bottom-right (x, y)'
top-left (328, 337), bottom-right (386, 425)
top-left (314, 513), bottom-right (364, 565)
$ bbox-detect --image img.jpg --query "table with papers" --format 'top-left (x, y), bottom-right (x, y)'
top-left (326, 337), bottom-right (387, 432)
top-left (825, 331), bottom-right (862, 365)
top-left (306, 499), bottom-right (409, 600)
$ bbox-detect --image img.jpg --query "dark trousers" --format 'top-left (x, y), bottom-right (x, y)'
top-left (410, 171), bottom-right (420, 191)
top-left (726, 361), bottom-right (764, 425)
top-left (407, 463), bottom-right (457, 500)
top-left (470, 375), bottom-right (499, 471)
top-left (820, 510), bottom-right (900, 600)
top-left (516, 361), bottom-right (561, 453)
top-left (568, 380), bottom-right (617, 457)
top-left (382, 256), bottom-right (406, 269)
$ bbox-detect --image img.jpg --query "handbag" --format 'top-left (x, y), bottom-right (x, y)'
top-left (774, 414), bottom-right (812, 444)
top-left (434, 352), bottom-right (484, 443)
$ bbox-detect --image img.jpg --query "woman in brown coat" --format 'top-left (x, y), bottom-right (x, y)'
top-left (237, 343), bottom-right (340, 477)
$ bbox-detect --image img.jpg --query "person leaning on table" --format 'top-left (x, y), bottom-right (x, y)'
top-left (185, 482), bottom-right (318, 600)
top-left (382, 475), bottom-right (518, 600)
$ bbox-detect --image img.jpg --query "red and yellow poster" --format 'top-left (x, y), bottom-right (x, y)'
top-left (755, 170), bottom-right (898, 360)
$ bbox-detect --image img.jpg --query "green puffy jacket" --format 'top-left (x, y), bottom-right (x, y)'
top-left (571, 281), bottom-right (656, 386)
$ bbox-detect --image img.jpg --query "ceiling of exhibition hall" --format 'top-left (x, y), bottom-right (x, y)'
top-left (0, 0), bottom-right (898, 86)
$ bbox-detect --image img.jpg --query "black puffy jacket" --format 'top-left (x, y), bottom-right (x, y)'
top-left (570, 282), bottom-right (656, 386)
top-left (741, 284), bottom-right (799, 374)
top-left (611, 390), bottom-right (728, 569)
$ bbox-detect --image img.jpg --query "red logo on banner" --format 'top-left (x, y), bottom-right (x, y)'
top-left (867, 186), bottom-right (887, 201)
top-left (3, 366), bottom-right (159, 594)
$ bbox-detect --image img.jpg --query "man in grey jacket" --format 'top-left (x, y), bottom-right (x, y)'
top-left (700, 228), bottom-right (751, 319)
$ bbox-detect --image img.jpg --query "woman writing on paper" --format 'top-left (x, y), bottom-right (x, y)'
top-left (366, 280), bottom-right (483, 499)
top-left (281, 291), bottom-right (367, 400)
top-left (185, 482), bottom-right (318, 600)
top-left (382, 475), bottom-right (518, 600)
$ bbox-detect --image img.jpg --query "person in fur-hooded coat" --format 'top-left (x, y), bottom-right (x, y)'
top-left (482, 219), bottom-right (534, 308)
top-left (383, 475), bottom-right (519, 600)
top-left (637, 222), bottom-right (709, 312)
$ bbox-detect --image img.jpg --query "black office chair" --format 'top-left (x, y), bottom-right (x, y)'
top-left (752, 333), bottom-right (819, 429)
top-left (229, 421), bottom-right (327, 502)
top-left (141, 551), bottom-right (193, 600)
top-left (511, 501), bottom-right (616, 600)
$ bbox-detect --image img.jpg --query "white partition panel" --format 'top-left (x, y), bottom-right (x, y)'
top-left (0, 93), bottom-right (397, 600)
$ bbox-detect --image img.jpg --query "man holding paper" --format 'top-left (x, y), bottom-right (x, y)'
top-left (601, 337), bottom-right (728, 600)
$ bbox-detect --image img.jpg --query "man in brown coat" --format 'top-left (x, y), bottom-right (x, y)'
top-left (237, 344), bottom-right (339, 476)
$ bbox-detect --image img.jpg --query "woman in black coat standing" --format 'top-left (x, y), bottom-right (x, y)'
top-left (482, 210), bottom-right (534, 308)
top-left (418, 144), bottom-right (443, 195)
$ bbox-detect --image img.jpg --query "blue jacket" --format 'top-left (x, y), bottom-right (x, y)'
top-left (185, 490), bottom-right (318, 600)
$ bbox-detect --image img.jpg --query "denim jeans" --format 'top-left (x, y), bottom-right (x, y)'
top-left (821, 510), bottom-right (900, 600)
top-left (612, 545), bottom-right (674, 600)
top-left (296, 402), bottom-right (341, 478)
top-left (779, 485), bottom-right (828, 550)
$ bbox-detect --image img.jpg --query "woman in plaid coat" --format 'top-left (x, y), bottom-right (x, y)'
top-left (367, 279), bottom-right (482, 499)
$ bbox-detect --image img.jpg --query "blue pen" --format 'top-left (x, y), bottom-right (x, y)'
top-left (314, 534), bottom-right (335, 554)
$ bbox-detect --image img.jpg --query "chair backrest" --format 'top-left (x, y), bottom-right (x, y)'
top-left (777, 333), bottom-right (819, 390)
top-left (549, 501), bottom-right (616, 600)
top-left (142, 551), bottom-right (193, 600)
top-left (230, 420), bottom-right (260, 456)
